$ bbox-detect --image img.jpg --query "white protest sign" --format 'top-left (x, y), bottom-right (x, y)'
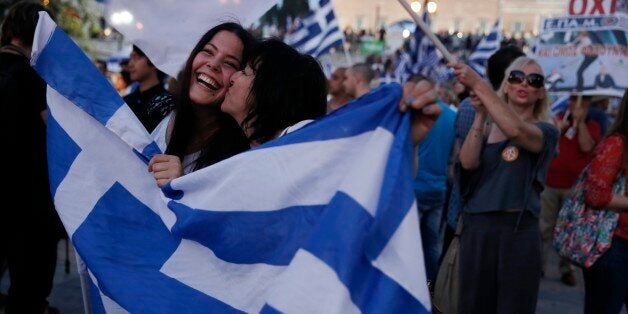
top-left (535, 14), bottom-right (627, 96)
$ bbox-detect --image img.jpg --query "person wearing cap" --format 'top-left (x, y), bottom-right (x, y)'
top-left (123, 45), bottom-right (175, 133)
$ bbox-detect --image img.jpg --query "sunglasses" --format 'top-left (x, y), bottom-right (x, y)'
top-left (507, 70), bottom-right (544, 89)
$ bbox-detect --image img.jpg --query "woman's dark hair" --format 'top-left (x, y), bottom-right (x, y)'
top-left (608, 89), bottom-right (628, 139)
top-left (486, 45), bottom-right (525, 90)
top-left (242, 39), bottom-right (327, 144)
top-left (166, 23), bottom-right (255, 170)
top-left (1, 2), bottom-right (53, 46)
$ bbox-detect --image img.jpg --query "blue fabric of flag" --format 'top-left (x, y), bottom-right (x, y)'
top-left (34, 12), bottom-right (431, 313)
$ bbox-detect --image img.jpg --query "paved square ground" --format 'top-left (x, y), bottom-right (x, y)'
top-left (1, 240), bottom-right (626, 313)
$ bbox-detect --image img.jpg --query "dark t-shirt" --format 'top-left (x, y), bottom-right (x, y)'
top-left (123, 84), bottom-right (175, 133)
top-left (461, 122), bottom-right (559, 217)
top-left (0, 52), bottom-right (61, 233)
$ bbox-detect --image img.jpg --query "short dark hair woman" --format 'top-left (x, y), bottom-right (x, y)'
top-left (220, 39), bottom-right (327, 145)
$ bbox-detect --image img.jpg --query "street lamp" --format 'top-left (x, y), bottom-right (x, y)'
top-left (427, 1), bottom-right (438, 14)
top-left (110, 10), bottom-right (134, 26)
top-left (410, 1), bottom-right (422, 12)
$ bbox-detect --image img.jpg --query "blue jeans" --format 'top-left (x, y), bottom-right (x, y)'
top-left (583, 236), bottom-right (628, 314)
top-left (415, 190), bottom-right (445, 283)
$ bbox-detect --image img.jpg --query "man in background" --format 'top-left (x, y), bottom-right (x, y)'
top-left (0, 3), bottom-right (64, 313)
top-left (343, 63), bottom-right (374, 99)
top-left (326, 67), bottom-right (352, 112)
top-left (123, 45), bottom-right (175, 133)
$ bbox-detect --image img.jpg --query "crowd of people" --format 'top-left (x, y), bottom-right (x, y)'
top-left (323, 42), bottom-right (626, 313)
top-left (0, 2), bottom-right (626, 314)
top-left (342, 25), bottom-right (535, 56)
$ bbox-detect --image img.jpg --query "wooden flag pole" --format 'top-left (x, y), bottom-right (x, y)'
top-left (397, 0), bottom-right (456, 63)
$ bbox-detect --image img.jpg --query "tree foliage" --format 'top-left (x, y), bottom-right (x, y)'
top-left (0, 0), bottom-right (101, 40)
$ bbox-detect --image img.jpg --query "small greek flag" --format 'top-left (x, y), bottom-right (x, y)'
top-left (468, 20), bottom-right (502, 76)
top-left (284, 0), bottom-right (345, 57)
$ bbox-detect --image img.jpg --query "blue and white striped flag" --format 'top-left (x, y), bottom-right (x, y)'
top-left (394, 10), bottom-right (441, 84)
top-left (393, 52), bottom-right (412, 84)
top-left (468, 20), bottom-right (502, 77)
top-left (33, 13), bottom-right (430, 313)
top-left (550, 95), bottom-right (570, 117)
top-left (284, 0), bottom-right (345, 57)
top-left (411, 10), bottom-right (441, 76)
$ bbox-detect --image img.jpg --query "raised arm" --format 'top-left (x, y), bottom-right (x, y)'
top-left (571, 104), bottom-right (599, 153)
top-left (452, 63), bottom-right (545, 153)
top-left (399, 80), bottom-right (442, 146)
top-left (459, 93), bottom-right (487, 170)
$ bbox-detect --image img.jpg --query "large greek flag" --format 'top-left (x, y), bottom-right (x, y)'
top-left (468, 20), bottom-right (502, 77)
top-left (284, 0), bottom-right (345, 57)
top-left (33, 13), bottom-right (430, 313)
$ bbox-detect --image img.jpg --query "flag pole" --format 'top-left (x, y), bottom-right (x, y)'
top-left (75, 251), bottom-right (93, 314)
top-left (343, 43), bottom-right (353, 65)
top-left (397, 0), bottom-right (456, 63)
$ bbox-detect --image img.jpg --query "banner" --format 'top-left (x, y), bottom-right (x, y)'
top-left (535, 14), bottom-right (627, 96)
top-left (360, 38), bottom-right (386, 55)
top-left (566, 0), bottom-right (627, 16)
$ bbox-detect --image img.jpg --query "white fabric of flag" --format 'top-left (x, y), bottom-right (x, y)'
top-left (284, 0), bottom-right (345, 57)
top-left (468, 20), bottom-right (502, 77)
top-left (32, 13), bottom-right (430, 314)
top-left (103, 0), bottom-right (278, 78)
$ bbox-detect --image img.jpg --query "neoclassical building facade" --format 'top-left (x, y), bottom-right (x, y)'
top-left (333, 0), bottom-right (567, 36)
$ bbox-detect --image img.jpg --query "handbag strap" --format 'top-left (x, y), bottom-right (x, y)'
top-left (514, 123), bottom-right (550, 231)
top-left (455, 214), bottom-right (464, 236)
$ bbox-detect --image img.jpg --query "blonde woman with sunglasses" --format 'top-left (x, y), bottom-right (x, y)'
top-left (450, 57), bottom-right (559, 314)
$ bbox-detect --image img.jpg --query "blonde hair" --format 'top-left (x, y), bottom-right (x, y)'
top-left (497, 57), bottom-right (549, 121)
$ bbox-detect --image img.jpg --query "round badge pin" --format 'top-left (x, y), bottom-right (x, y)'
top-left (501, 145), bottom-right (519, 162)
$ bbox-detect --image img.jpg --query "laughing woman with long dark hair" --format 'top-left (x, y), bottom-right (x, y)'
top-left (148, 23), bottom-right (256, 185)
